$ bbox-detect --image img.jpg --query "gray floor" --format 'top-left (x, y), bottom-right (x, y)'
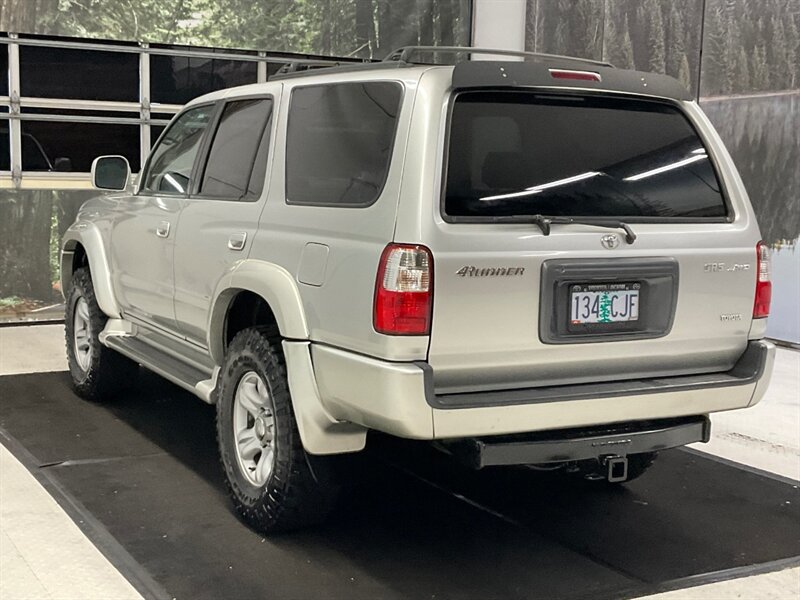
top-left (0, 325), bottom-right (798, 599)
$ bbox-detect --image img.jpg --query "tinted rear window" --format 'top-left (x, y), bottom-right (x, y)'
top-left (286, 82), bottom-right (402, 206)
top-left (444, 92), bottom-right (727, 220)
top-left (200, 98), bottom-right (273, 199)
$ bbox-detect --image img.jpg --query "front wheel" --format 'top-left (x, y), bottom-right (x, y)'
top-left (65, 267), bottom-right (138, 401)
top-left (216, 326), bottom-right (339, 533)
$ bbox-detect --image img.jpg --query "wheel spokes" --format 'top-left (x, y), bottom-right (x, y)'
top-left (238, 380), bottom-right (265, 416)
top-left (72, 297), bottom-right (93, 371)
top-left (77, 300), bottom-right (90, 322)
top-left (232, 370), bottom-right (276, 487)
top-left (255, 447), bottom-right (273, 482)
top-left (236, 428), bottom-right (262, 461)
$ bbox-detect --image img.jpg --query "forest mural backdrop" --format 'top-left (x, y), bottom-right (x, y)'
top-left (0, 0), bottom-right (471, 58)
top-left (525, 0), bottom-right (799, 342)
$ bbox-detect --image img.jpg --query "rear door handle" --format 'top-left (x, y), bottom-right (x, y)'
top-left (156, 221), bottom-right (170, 238)
top-left (228, 232), bottom-right (247, 251)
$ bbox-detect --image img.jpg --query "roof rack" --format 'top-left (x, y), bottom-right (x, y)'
top-left (274, 60), bottom-right (347, 76)
top-left (382, 46), bottom-right (614, 68)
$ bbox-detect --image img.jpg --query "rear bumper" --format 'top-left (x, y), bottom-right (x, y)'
top-left (311, 339), bottom-right (775, 440)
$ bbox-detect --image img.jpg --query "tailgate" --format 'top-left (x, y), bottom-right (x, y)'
top-left (425, 90), bottom-right (759, 395)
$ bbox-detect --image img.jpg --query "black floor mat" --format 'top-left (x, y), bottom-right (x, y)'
top-left (1, 371), bottom-right (798, 600)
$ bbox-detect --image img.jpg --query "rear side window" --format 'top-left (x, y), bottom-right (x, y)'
top-left (200, 98), bottom-right (273, 199)
top-left (286, 81), bottom-right (402, 206)
top-left (444, 92), bottom-right (727, 221)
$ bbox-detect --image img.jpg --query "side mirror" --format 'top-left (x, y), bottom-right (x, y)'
top-left (53, 157), bottom-right (72, 172)
top-left (91, 155), bottom-right (131, 191)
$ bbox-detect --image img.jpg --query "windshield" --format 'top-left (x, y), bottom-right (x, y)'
top-left (443, 92), bottom-right (727, 220)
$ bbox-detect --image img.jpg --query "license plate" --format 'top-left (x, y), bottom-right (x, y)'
top-left (570, 282), bottom-right (640, 324)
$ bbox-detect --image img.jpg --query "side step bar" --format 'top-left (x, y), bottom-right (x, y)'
top-left (103, 334), bottom-right (217, 402)
top-left (446, 416), bottom-right (710, 469)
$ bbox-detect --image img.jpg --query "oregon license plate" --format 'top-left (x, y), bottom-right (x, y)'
top-left (570, 282), bottom-right (640, 324)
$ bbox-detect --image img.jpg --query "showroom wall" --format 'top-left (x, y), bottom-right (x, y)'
top-left (0, 0), bottom-right (471, 322)
top-left (0, 0), bottom-right (472, 59)
top-left (522, 0), bottom-right (799, 343)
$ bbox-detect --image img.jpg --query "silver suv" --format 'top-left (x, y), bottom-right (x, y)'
top-left (61, 47), bottom-right (775, 533)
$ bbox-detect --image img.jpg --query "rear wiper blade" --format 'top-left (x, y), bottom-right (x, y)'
top-left (525, 214), bottom-right (637, 244)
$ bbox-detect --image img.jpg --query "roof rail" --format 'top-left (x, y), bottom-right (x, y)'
top-left (383, 46), bottom-right (614, 68)
top-left (274, 60), bottom-right (347, 76)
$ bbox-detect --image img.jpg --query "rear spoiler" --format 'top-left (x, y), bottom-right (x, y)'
top-left (452, 60), bottom-right (693, 102)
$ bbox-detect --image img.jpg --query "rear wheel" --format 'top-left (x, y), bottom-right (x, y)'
top-left (65, 267), bottom-right (138, 401)
top-left (216, 326), bottom-right (339, 533)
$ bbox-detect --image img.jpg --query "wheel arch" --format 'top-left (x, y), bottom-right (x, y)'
top-left (61, 225), bottom-right (121, 318)
top-left (207, 260), bottom-right (310, 365)
top-left (209, 261), bottom-right (365, 455)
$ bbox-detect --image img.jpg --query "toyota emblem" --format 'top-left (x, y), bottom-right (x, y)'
top-left (601, 234), bottom-right (621, 249)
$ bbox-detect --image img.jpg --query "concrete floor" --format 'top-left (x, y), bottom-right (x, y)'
top-left (0, 325), bottom-right (798, 599)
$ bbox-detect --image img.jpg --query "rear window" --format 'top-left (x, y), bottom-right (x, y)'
top-left (443, 92), bottom-right (727, 220)
top-left (286, 81), bottom-right (402, 207)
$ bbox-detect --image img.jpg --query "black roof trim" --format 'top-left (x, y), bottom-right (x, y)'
top-left (271, 60), bottom-right (403, 81)
top-left (452, 61), bottom-right (692, 101)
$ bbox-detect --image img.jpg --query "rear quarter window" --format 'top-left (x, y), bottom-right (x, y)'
top-left (444, 92), bottom-right (728, 221)
top-left (286, 81), bottom-right (402, 207)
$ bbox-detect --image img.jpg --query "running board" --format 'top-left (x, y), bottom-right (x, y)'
top-left (103, 335), bottom-right (218, 403)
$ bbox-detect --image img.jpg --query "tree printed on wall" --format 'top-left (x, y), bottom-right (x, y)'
top-left (526, 0), bottom-right (799, 97)
top-left (702, 0), bottom-right (800, 95)
top-left (0, 0), bottom-right (471, 59)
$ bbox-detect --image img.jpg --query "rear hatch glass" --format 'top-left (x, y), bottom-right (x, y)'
top-left (443, 91), bottom-right (728, 221)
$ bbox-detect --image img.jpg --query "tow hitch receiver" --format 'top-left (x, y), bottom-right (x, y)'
top-left (603, 456), bottom-right (629, 482)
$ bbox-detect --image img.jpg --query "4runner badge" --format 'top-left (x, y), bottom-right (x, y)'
top-left (456, 266), bottom-right (525, 277)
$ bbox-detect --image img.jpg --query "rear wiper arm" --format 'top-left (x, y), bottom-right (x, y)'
top-left (526, 214), bottom-right (637, 244)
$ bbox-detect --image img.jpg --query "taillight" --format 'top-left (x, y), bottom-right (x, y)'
top-left (374, 244), bottom-right (433, 335)
top-left (753, 241), bottom-right (771, 318)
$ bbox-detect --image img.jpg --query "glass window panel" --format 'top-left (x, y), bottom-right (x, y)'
top-left (444, 92), bottom-right (726, 220)
top-left (20, 121), bottom-right (140, 172)
top-left (142, 104), bottom-right (214, 194)
top-left (246, 113), bottom-right (274, 199)
top-left (151, 56), bottom-right (257, 105)
top-left (0, 47), bottom-right (8, 96)
top-left (200, 98), bottom-right (273, 199)
top-left (286, 82), bottom-right (402, 206)
top-left (0, 121), bottom-right (9, 170)
top-left (151, 125), bottom-right (166, 147)
top-left (20, 46), bottom-right (138, 101)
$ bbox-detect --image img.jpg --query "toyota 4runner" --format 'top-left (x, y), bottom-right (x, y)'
top-left (61, 47), bottom-right (775, 533)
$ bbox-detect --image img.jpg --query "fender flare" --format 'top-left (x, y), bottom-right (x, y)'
top-left (61, 223), bottom-right (121, 318)
top-left (207, 260), bottom-right (366, 455)
top-left (206, 259), bottom-right (310, 365)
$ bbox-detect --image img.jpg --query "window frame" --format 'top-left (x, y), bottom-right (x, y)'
top-left (439, 89), bottom-right (735, 225)
top-left (137, 101), bottom-right (219, 197)
top-left (190, 93), bottom-right (276, 203)
top-left (284, 80), bottom-right (404, 209)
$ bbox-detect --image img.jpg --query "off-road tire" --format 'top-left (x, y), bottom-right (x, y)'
top-left (216, 326), bottom-right (340, 533)
top-left (65, 267), bottom-right (138, 401)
